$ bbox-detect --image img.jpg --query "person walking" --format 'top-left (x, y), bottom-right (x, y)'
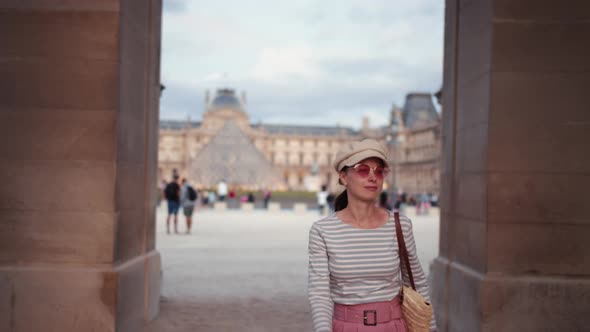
top-left (217, 179), bottom-right (228, 202)
top-left (263, 189), bottom-right (272, 209)
top-left (208, 190), bottom-right (216, 206)
top-left (247, 192), bottom-right (255, 203)
top-left (307, 139), bottom-right (436, 332)
top-left (228, 188), bottom-right (236, 209)
top-left (326, 191), bottom-right (335, 213)
top-left (164, 175), bottom-right (181, 234)
top-left (316, 185), bottom-right (329, 215)
top-left (379, 190), bottom-right (392, 210)
top-left (421, 192), bottom-right (431, 215)
top-left (180, 178), bottom-right (197, 234)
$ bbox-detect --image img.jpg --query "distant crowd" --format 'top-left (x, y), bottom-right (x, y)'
top-left (158, 174), bottom-right (438, 234)
top-left (157, 175), bottom-right (272, 235)
top-left (315, 185), bottom-right (438, 216)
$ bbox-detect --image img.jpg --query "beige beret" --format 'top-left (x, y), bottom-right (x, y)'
top-left (333, 139), bottom-right (389, 172)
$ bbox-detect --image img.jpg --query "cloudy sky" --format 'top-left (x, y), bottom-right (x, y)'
top-left (160, 0), bottom-right (444, 129)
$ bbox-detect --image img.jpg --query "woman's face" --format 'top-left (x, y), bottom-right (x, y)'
top-left (339, 157), bottom-right (386, 202)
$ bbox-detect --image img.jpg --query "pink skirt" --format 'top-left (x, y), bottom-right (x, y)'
top-left (332, 296), bottom-right (407, 332)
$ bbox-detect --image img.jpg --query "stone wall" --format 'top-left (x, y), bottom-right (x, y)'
top-left (431, 1), bottom-right (590, 331)
top-left (0, 1), bottom-right (162, 331)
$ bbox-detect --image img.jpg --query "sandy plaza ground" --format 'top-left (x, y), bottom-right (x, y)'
top-left (146, 205), bottom-right (440, 332)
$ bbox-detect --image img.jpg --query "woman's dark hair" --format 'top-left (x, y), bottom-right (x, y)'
top-left (334, 189), bottom-right (348, 211)
top-left (334, 166), bottom-right (349, 211)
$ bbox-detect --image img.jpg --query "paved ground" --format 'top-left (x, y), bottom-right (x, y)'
top-left (146, 206), bottom-right (440, 332)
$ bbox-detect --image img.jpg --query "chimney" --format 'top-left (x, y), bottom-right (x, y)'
top-left (241, 91), bottom-right (247, 105)
top-left (205, 89), bottom-right (210, 106)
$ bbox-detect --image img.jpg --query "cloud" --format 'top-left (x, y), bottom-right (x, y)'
top-left (160, 81), bottom-right (205, 120)
top-left (346, 0), bottom-right (442, 23)
top-left (160, 62), bottom-right (439, 129)
top-left (159, 0), bottom-right (444, 129)
top-left (252, 45), bottom-right (321, 82)
top-left (163, 0), bottom-right (188, 13)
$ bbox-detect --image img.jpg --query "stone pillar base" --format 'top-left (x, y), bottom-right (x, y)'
top-left (0, 251), bottom-right (161, 332)
top-left (431, 257), bottom-right (590, 332)
top-left (241, 203), bottom-right (255, 211)
top-left (214, 202), bottom-right (227, 211)
top-left (268, 202), bottom-right (281, 212)
top-left (293, 203), bottom-right (308, 213)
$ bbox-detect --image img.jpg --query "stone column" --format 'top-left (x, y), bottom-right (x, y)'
top-left (431, 1), bottom-right (590, 331)
top-left (0, 1), bottom-right (162, 331)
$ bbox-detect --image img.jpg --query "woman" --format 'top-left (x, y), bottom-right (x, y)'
top-left (308, 139), bottom-right (436, 332)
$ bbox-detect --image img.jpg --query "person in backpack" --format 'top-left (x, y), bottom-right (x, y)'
top-left (164, 175), bottom-right (181, 234)
top-left (181, 178), bottom-right (197, 234)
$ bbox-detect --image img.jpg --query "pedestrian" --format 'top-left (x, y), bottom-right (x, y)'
top-left (379, 191), bottom-right (392, 210)
top-left (316, 184), bottom-right (329, 215)
top-left (180, 178), bottom-right (197, 234)
top-left (394, 194), bottom-right (402, 210)
top-left (247, 192), bottom-right (255, 203)
top-left (430, 193), bottom-right (439, 207)
top-left (163, 175), bottom-right (181, 234)
top-left (208, 191), bottom-right (216, 206)
top-left (307, 139), bottom-right (436, 332)
top-left (217, 179), bottom-right (228, 202)
top-left (263, 188), bottom-right (272, 209)
top-left (202, 189), bottom-right (209, 207)
top-left (229, 188), bottom-right (236, 209)
top-left (326, 192), bottom-right (335, 213)
top-left (421, 192), bottom-right (431, 215)
top-left (398, 191), bottom-right (407, 214)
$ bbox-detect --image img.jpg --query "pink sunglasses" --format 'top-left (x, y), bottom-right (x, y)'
top-left (349, 163), bottom-right (390, 179)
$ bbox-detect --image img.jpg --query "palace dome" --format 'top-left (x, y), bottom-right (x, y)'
top-left (210, 88), bottom-right (242, 110)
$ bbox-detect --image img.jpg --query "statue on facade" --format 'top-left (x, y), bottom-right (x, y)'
top-left (311, 161), bottom-right (319, 175)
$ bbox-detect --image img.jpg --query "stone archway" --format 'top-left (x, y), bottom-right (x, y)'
top-left (431, 1), bottom-right (590, 331)
top-left (2, 1), bottom-right (589, 331)
top-left (0, 1), bottom-right (163, 331)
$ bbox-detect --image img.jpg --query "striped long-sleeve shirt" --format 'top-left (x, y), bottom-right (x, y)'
top-left (307, 211), bottom-right (436, 332)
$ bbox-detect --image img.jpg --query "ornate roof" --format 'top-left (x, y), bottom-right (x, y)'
top-left (251, 124), bottom-right (358, 136)
top-left (402, 93), bottom-right (440, 129)
top-left (159, 120), bottom-right (359, 137)
top-left (160, 120), bottom-right (200, 130)
top-left (209, 88), bottom-right (243, 110)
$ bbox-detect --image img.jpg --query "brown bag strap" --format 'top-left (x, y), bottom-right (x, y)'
top-left (394, 211), bottom-right (416, 290)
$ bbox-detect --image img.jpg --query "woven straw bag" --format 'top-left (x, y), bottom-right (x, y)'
top-left (394, 212), bottom-right (433, 332)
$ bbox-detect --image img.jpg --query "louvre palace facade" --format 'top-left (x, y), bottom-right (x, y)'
top-left (158, 88), bottom-right (441, 195)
